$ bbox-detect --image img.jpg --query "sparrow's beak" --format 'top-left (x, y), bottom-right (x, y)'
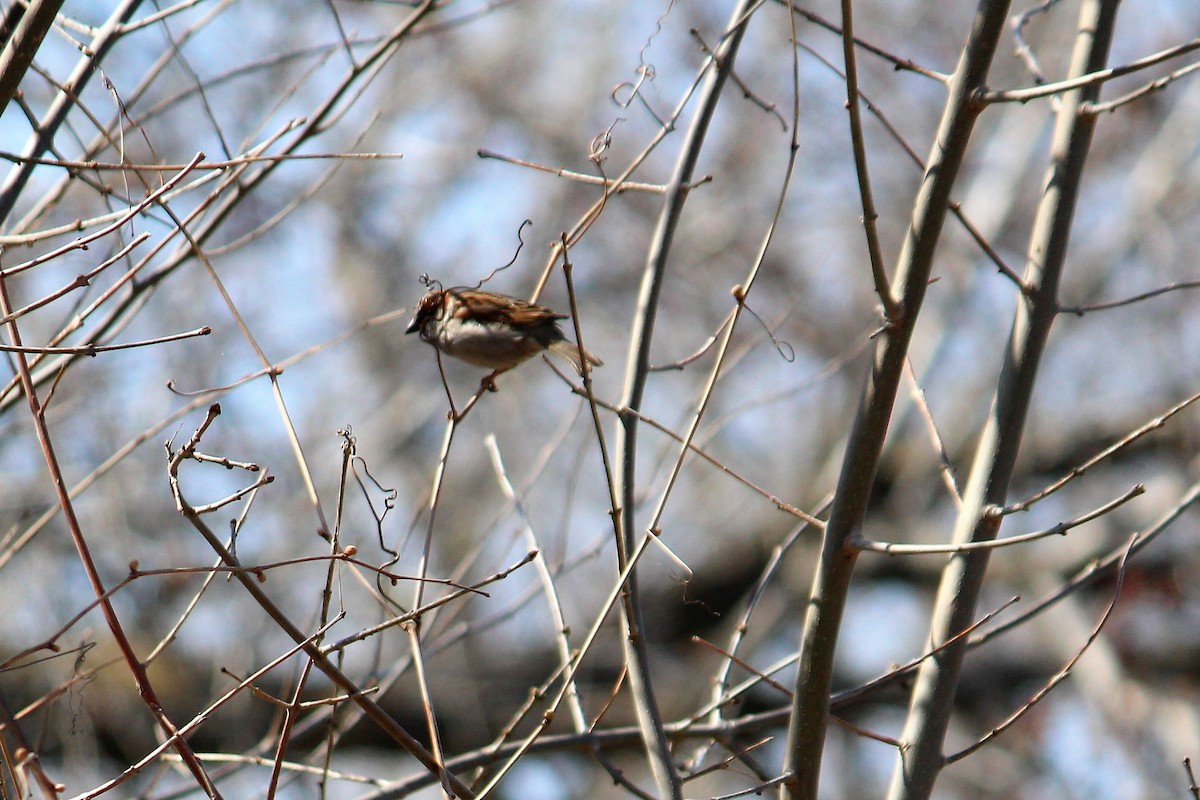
top-left (405, 318), bottom-right (420, 335)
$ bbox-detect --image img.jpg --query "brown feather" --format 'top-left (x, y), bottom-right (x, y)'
top-left (452, 289), bottom-right (565, 330)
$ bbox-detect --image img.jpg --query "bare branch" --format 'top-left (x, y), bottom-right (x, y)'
top-left (777, 1), bottom-right (950, 82)
top-left (1059, 278), bottom-right (1200, 315)
top-left (945, 535), bottom-right (1136, 763)
top-left (1005, 388), bottom-right (1200, 514)
top-left (611, 4), bottom-right (763, 796)
top-left (888, 5), bottom-right (1122, 796)
top-left (166, 411), bottom-right (477, 798)
top-left (837, 0), bottom-right (897, 316)
top-left (1083, 59), bottom-right (1200, 113)
top-left (1184, 758), bottom-right (1200, 800)
top-left (477, 147), bottom-right (706, 194)
top-left (982, 36), bottom-right (1200, 104)
top-left (0, 0), bottom-right (67, 113)
top-left (0, 325), bottom-right (211, 356)
top-left (852, 484), bottom-right (1142, 555)
top-left (0, 151), bottom-right (203, 277)
top-left (785, 5), bottom-right (1016, 797)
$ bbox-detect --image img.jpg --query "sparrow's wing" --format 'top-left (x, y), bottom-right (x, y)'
top-left (455, 290), bottom-right (567, 330)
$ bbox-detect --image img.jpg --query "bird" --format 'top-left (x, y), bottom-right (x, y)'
top-left (406, 287), bottom-right (601, 388)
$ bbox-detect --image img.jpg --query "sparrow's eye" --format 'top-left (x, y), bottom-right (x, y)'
top-left (417, 292), bottom-right (446, 323)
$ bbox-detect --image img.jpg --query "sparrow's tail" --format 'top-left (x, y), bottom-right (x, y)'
top-left (549, 339), bottom-right (603, 374)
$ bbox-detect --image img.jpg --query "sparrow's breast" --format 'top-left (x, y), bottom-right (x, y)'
top-left (430, 318), bottom-right (545, 370)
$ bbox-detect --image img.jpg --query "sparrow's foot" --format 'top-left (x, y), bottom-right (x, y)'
top-left (481, 371), bottom-right (500, 393)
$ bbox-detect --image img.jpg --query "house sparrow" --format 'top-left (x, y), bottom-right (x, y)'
top-left (406, 287), bottom-right (601, 386)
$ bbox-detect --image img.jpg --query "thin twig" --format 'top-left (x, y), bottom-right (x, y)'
top-left (548, 360), bottom-right (825, 525)
top-left (904, 358), bottom-right (962, 506)
top-left (852, 484), bottom-right (1142, 555)
top-left (166, 412), bottom-right (476, 798)
top-left (1004, 388), bottom-right (1200, 514)
top-left (477, 148), bottom-right (692, 193)
top-left (159, 752), bottom-right (384, 788)
top-left (946, 534), bottom-right (1137, 763)
top-left (0, 326), bottom-right (211, 355)
top-left (319, 552), bottom-right (536, 655)
top-left (1184, 757), bottom-right (1200, 800)
top-left (69, 619), bottom-right (341, 800)
top-left (1010, 0), bottom-right (1062, 86)
top-left (0, 224), bottom-right (220, 797)
top-left (690, 28), bottom-right (788, 130)
top-left (1059, 278), bottom-right (1200, 315)
top-left (1082, 59), bottom-right (1200, 114)
top-left (972, 477), bottom-right (1200, 648)
top-left (683, 737), bottom-right (775, 784)
top-left (982, 35), bottom-right (1200, 104)
top-left (776, 1), bottom-right (949, 81)
top-left (484, 434), bottom-right (587, 731)
top-left (0, 232), bottom-right (148, 324)
top-left (0, 151), bottom-right (203, 278)
top-left (838, 0), bottom-right (896, 316)
top-left (0, 149), bottom-right (401, 172)
top-left (649, 307), bottom-right (734, 371)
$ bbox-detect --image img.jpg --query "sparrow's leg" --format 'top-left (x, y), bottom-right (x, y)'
top-left (480, 370), bottom-right (505, 392)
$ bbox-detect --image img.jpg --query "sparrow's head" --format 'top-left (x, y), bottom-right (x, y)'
top-left (405, 289), bottom-right (449, 336)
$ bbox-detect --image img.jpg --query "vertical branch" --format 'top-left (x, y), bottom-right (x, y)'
top-left (0, 293), bottom-right (219, 795)
top-left (885, 3), bottom-right (1122, 798)
top-left (782, 2), bottom-right (1013, 798)
top-left (404, 417), bottom-right (459, 797)
top-left (839, 0), bottom-right (896, 314)
top-left (611, 3), bottom-right (759, 797)
top-left (0, 0), bottom-right (66, 114)
top-left (485, 435), bottom-right (587, 731)
top-left (0, 0), bottom-right (144, 225)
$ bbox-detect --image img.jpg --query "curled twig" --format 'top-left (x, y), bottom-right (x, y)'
top-left (472, 218), bottom-right (533, 288)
